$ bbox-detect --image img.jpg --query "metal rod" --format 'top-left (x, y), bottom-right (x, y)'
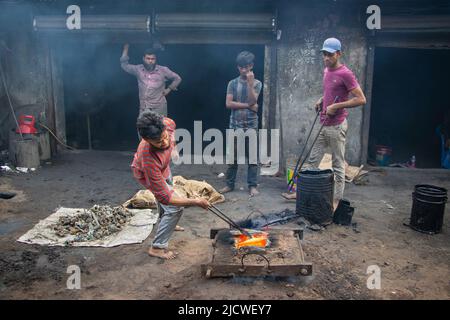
top-left (210, 204), bottom-right (243, 230)
top-left (207, 205), bottom-right (252, 238)
top-left (207, 207), bottom-right (236, 228)
top-left (287, 109), bottom-right (320, 190)
top-left (287, 96), bottom-right (339, 191)
top-left (208, 206), bottom-right (243, 231)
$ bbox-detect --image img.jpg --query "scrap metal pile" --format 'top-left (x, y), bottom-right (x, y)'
top-left (52, 205), bottom-right (134, 242)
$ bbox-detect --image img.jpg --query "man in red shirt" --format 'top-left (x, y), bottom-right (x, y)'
top-left (282, 38), bottom-right (366, 211)
top-left (132, 111), bottom-right (210, 259)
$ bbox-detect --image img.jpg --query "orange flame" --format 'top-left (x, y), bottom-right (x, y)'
top-left (234, 231), bottom-right (269, 249)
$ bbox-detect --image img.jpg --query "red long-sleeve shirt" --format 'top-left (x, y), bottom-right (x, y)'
top-left (131, 117), bottom-right (176, 205)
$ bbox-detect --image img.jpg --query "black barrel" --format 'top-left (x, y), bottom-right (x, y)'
top-left (410, 184), bottom-right (447, 234)
top-left (296, 169), bottom-right (334, 225)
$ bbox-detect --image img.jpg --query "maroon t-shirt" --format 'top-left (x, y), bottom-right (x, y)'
top-left (320, 65), bottom-right (360, 126)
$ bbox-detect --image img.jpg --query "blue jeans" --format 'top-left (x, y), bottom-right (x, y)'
top-left (225, 129), bottom-right (259, 189)
top-left (151, 175), bottom-right (183, 249)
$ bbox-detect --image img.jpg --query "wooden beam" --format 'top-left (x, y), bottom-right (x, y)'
top-left (360, 43), bottom-right (375, 165)
top-left (44, 39), bottom-right (57, 155)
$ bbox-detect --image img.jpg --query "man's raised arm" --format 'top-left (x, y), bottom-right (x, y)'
top-left (120, 43), bottom-right (139, 76)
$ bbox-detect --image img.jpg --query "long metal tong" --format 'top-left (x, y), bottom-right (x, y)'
top-left (287, 96), bottom-right (339, 192)
top-left (207, 204), bottom-right (252, 238)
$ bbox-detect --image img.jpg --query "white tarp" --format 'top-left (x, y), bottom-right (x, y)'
top-left (17, 207), bottom-right (158, 247)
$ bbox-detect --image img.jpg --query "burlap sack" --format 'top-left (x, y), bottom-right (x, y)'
top-left (124, 175), bottom-right (224, 208)
top-left (123, 190), bottom-right (157, 209)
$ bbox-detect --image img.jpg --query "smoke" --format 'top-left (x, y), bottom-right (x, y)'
top-left (0, 0), bottom-right (273, 151)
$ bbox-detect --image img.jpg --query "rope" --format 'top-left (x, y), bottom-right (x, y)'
top-left (0, 53), bottom-right (23, 140)
top-left (38, 122), bottom-right (76, 150)
top-left (0, 45), bottom-right (74, 151)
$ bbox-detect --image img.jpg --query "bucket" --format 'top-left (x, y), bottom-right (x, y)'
top-left (333, 199), bottom-right (354, 225)
top-left (376, 145), bottom-right (392, 166)
top-left (296, 169), bottom-right (334, 225)
top-left (409, 184), bottom-right (447, 234)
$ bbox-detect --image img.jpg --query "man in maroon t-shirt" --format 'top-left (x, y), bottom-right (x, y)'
top-left (283, 38), bottom-right (366, 211)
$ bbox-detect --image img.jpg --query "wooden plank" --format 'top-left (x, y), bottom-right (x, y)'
top-left (50, 45), bottom-right (67, 152)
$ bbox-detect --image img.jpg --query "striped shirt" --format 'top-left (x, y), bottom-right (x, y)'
top-left (131, 117), bottom-right (176, 205)
top-left (227, 76), bottom-right (262, 129)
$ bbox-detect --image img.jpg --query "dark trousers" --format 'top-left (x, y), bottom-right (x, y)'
top-left (226, 129), bottom-right (259, 189)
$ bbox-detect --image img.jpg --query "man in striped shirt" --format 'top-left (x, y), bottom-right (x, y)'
top-left (132, 111), bottom-right (210, 260)
top-left (220, 51), bottom-right (262, 197)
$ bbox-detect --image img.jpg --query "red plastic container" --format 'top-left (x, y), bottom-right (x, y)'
top-left (16, 115), bottom-right (38, 134)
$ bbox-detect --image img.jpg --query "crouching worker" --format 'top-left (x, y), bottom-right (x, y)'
top-left (131, 111), bottom-right (210, 259)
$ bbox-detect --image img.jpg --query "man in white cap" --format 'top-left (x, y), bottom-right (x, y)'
top-left (282, 37), bottom-right (366, 211)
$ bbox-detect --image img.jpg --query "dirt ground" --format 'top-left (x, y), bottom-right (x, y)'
top-left (0, 150), bottom-right (449, 300)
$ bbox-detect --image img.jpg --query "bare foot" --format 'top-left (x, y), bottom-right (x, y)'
top-left (148, 247), bottom-right (177, 260)
top-left (219, 186), bottom-right (233, 194)
top-left (174, 225), bottom-right (184, 232)
top-left (249, 187), bottom-right (259, 197)
top-left (281, 192), bottom-right (296, 200)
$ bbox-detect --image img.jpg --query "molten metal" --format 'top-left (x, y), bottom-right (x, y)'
top-left (234, 230), bottom-right (269, 249)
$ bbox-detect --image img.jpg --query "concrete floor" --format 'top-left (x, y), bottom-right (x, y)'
top-left (0, 150), bottom-right (449, 299)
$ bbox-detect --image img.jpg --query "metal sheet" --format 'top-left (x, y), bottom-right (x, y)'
top-left (33, 15), bottom-right (150, 33)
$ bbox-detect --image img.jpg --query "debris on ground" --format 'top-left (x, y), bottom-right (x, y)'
top-left (352, 222), bottom-right (361, 233)
top-left (307, 224), bottom-right (324, 232)
top-left (18, 206), bottom-right (157, 247)
top-left (353, 176), bottom-right (369, 185)
top-left (16, 167), bottom-right (36, 173)
top-left (318, 153), bottom-right (368, 183)
top-left (381, 200), bottom-right (395, 210)
top-left (52, 205), bottom-right (134, 242)
top-left (1, 165), bottom-right (13, 172)
top-left (1, 165), bottom-right (36, 173)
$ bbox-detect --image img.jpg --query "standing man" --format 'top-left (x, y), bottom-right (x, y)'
top-left (120, 44), bottom-right (182, 116)
top-left (282, 38), bottom-right (366, 210)
top-left (132, 111), bottom-right (210, 260)
top-left (220, 51), bottom-right (262, 197)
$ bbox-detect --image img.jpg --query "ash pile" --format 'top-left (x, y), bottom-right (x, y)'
top-left (52, 205), bottom-right (134, 242)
